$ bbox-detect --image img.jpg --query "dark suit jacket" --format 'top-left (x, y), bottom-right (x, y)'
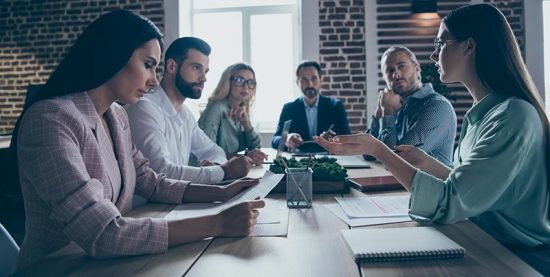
top-left (271, 95), bottom-right (350, 152)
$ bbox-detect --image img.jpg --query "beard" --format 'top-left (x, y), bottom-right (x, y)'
top-left (175, 72), bottom-right (203, 99)
top-left (303, 87), bottom-right (318, 99)
top-left (392, 75), bottom-right (418, 96)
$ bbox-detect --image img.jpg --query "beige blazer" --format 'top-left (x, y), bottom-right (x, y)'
top-left (16, 92), bottom-right (189, 270)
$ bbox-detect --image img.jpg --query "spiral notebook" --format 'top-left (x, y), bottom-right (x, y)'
top-left (341, 226), bottom-right (465, 263)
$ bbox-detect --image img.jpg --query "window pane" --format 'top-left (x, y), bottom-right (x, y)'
top-left (250, 13), bottom-right (295, 131)
top-left (191, 12), bottom-right (242, 117)
top-left (194, 0), bottom-right (296, 9)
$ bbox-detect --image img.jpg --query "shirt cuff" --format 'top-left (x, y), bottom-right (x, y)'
top-left (409, 170), bottom-right (447, 223)
top-left (211, 165), bottom-right (225, 183)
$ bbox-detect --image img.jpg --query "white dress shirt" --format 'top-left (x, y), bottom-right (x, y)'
top-left (125, 86), bottom-right (227, 184)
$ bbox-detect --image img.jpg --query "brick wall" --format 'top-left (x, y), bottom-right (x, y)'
top-left (0, 0), bottom-right (527, 135)
top-left (318, 0), bottom-right (525, 134)
top-left (319, 0), bottom-right (366, 133)
top-left (0, 0), bottom-right (164, 134)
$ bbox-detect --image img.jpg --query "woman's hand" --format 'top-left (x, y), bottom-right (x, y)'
top-left (218, 178), bottom-right (259, 202)
top-left (228, 105), bottom-right (253, 131)
top-left (246, 149), bottom-right (268, 166)
top-left (313, 133), bottom-right (385, 156)
top-left (182, 178), bottom-right (258, 203)
top-left (214, 199), bottom-right (266, 237)
top-left (394, 145), bottom-right (431, 168)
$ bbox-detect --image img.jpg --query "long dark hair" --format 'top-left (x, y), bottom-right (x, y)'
top-left (12, 9), bottom-right (163, 141)
top-left (7, 9), bottom-right (164, 197)
top-left (444, 4), bottom-right (550, 184)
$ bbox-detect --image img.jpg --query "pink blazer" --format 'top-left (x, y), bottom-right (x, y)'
top-left (16, 92), bottom-right (189, 270)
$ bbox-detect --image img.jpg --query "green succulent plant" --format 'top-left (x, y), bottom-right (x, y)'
top-left (269, 157), bottom-right (347, 182)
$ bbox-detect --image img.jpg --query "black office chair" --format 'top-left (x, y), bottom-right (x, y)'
top-left (0, 84), bottom-right (42, 244)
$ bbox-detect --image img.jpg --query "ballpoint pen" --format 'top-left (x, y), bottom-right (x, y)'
top-left (327, 123), bottom-right (335, 133)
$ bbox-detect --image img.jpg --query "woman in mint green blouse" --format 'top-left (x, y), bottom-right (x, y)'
top-left (199, 63), bottom-right (266, 165)
top-left (315, 3), bottom-right (550, 257)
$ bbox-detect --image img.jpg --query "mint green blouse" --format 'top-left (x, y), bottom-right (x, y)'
top-left (409, 93), bottom-right (550, 247)
top-left (198, 99), bottom-right (261, 155)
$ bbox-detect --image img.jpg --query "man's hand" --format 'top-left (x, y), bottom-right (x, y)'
top-left (285, 133), bottom-right (304, 150)
top-left (380, 88), bottom-right (403, 116)
top-left (221, 155), bottom-right (253, 180)
top-left (319, 130), bottom-right (336, 140)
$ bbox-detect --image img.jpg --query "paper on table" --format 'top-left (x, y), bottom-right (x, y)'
top-left (165, 171), bottom-right (284, 220)
top-left (323, 203), bottom-right (411, 227)
top-left (257, 199), bottom-right (285, 224)
top-left (335, 195), bottom-right (410, 218)
top-left (251, 199), bottom-right (289, 237)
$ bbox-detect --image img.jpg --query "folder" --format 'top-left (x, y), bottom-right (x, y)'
top-left (348, 176), bottom-right (403, 192)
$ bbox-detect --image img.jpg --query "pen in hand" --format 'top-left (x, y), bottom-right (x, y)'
top-left (320, 123), bottom-right (336, 140)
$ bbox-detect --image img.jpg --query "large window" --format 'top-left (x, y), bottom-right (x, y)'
top-left (185, 0), bottom-right (300, 132)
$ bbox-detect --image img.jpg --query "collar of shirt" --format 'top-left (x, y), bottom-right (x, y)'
top-left (405, 83), bottom-right (436, 101)
top-left (146, 86), bottom-right (186, 124)
top-left (302, 96), bottom-right (319, 110)
top-left (464, 92), bottom-right (508, 125)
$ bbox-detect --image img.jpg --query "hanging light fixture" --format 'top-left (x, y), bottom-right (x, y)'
top-left (411, 0), bottom-right (439, 20)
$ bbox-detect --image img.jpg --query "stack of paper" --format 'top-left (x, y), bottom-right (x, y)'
top-left (165, 171), bottom-right (289, 236)
top-left (324, 195), bottom-right (412, 227)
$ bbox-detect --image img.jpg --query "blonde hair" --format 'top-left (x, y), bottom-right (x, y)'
top-left (209, 62), bottom-right (256, 114)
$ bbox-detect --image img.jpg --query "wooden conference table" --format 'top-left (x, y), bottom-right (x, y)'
top-left (15, 160), bottom-right (541, 276)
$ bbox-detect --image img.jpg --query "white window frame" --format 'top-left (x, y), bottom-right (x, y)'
top-left (164, 0), bottom-right (319, 134)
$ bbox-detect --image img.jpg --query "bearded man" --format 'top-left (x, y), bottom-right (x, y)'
top-left (368, 46), bottom-right (456, 166)
top-left (271, 60), bottom-right (350, 153)
top-left (126, 37), bottom-right (252, 185)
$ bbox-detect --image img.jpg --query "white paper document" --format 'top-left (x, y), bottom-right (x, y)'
top-left (335, 195), bottom-right (410, 218)
top-left (323, 203), bottom-right (411, 227)
top-left (251, 199), bottom-right (289, 237)
top-left (165, 171), bottom-right (284, 219)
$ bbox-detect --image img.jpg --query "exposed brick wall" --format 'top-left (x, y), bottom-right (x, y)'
top-left (0, 0), bottom-right (527, 135)
top-left (0, 0), bottom-right (164, 134)
top-left (319, 0), bottom-right (366, 133)
top-left (318, 0), bottom-right (525, 134)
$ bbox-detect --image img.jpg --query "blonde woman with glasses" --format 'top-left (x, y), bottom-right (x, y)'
top-left (199, 63), bottom-right (267, 165)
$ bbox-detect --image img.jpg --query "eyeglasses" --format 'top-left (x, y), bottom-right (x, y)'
top-left (433, 39), bottom-right (458, 52)
top-left (231, 76), bottom-right (257, 89)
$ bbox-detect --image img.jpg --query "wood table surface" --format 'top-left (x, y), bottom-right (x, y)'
top-left (14, 158), bottom-right (542, 276)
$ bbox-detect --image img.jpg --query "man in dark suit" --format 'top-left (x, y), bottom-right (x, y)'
top-left (272, 61), bottom-right (350, 153)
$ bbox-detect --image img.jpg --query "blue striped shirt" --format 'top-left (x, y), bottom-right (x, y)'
top-left (369, 84), bottom-right (456, 167)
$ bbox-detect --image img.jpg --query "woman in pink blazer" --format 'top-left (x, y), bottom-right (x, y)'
top-left (13, 10), bottom-right (264, 271)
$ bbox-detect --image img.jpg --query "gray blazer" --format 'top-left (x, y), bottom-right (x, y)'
top-left (198, 99), bottom-right (261, 155)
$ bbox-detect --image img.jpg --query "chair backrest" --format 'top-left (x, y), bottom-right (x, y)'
top-left (0, 223), bottom-right (19, 276)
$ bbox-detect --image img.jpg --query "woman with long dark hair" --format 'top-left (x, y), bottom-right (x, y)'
top-left (14, 10), bottom-right (264, 271)
top-left (315, 3), bottom-right (550, 272)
